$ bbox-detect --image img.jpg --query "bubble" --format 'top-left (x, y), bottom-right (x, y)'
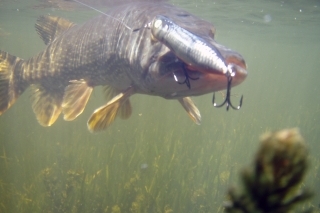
top-left (140, 163), bottom-right (148, 169)
top-left (263, 14), bottom-right (272, 23)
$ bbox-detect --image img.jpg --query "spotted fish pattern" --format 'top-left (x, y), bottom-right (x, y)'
top-left (0, 2), bottom-right (247, 132)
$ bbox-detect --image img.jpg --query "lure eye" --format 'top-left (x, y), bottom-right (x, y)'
top-left (154, 19), bottom-right (162, 29)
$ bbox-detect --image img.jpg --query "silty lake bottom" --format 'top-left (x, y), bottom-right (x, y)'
top-left (0, 0), bottom-right (320, 212)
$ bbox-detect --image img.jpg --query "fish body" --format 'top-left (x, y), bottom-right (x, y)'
top-left (0, 2), bottom-right (247, 132)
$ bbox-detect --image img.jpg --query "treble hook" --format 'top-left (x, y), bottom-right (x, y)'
top-left (212, 72), bottom-right (243, 111)
top-left (173, 65), bottom-right (199, 89)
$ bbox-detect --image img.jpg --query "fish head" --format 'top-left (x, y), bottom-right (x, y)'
top-left (147, 42), bottom-right (247, 99)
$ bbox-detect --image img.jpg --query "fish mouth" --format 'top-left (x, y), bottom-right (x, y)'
top-left (150, 44), bottom-right (247, 99)
top-left (219, 45), bottom-right (247, 88)
top-left (180, 46), bottom-right (248, 93)
top-left (224, 54), bottom-right (248, 86)
top-left (203, 40), bottom-right (248, 87)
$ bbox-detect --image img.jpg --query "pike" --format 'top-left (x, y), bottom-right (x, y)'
top-left (0, 2), bottom-right (247, 132)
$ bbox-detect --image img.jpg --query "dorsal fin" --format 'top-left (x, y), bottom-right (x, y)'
top-left (35, 16), bottom-right (76, 45)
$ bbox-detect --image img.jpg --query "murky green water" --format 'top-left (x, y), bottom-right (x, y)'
top-left (0, 0), bottom-right (319, 212)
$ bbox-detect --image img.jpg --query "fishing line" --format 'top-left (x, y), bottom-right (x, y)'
top-left (70, 0), bottom-right (133, 30)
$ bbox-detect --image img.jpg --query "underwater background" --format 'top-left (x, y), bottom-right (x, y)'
top-left (0, 0), bottom-right (320, 212)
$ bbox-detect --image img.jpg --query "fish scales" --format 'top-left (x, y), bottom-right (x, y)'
top-left (0, 2), bottom-right (247, 131)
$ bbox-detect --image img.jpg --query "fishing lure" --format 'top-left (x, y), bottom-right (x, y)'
top-left (150, 15), bottom-right (232, 75)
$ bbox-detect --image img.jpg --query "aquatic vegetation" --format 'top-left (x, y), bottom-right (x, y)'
top-left (0, 123), bottom-right (317, 213)
top-left (0, 145), bottom-right (11, 168)
top-left (224, 128), bottom-right (313, 213)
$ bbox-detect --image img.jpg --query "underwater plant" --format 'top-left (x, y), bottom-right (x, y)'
top-left (224, 128), bottom-right (313, 213)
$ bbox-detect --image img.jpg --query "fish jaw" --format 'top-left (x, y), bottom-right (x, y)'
top-left (169, 67), bottom-right (246, 99)
top-left (145, 46), bottom-right (247, 99)
top-left (189, 59), bottom-right (247, 94)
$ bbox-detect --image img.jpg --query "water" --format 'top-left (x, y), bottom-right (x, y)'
top-left (0, 0), bottom-right (320, 212)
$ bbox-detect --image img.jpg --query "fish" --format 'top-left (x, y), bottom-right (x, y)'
top-left (0, 2), bottom-right (247, 132)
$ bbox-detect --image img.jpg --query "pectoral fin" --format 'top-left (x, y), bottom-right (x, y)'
top-left (178, 97), bottom-right (201, 125)
top-left (103, 85), bottom-right (132, 119)
top-left (118, 99), bottom-right (132, 120)
top-left (31, 85), bottom-right (63, 126)
top-left (87, 87), bottom-right (134, 132)
top-left (62, 79), bottom-right (93, 121)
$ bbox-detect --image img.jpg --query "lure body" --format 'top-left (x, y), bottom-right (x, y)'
top-left (150, 15), bottom-right (230, 75)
